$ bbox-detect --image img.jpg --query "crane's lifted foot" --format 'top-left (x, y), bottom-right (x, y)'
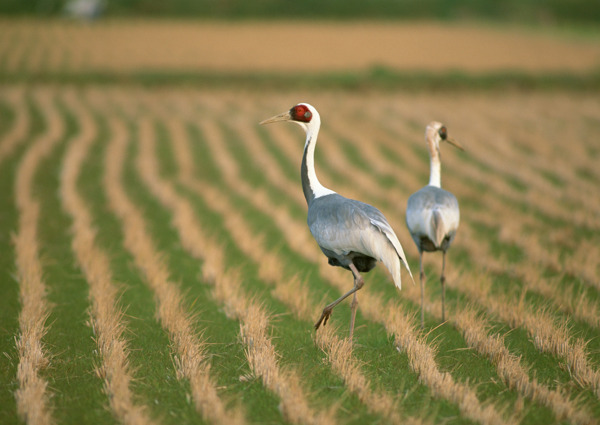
top-left (314, 263), bottom-right (364, 333)
top-left (314, 305), bottom-right (333, 330)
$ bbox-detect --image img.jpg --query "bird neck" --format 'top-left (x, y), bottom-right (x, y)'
top-left (301, 123), bottom-right (334, 206)
top-left (428, 144), bottom-right (442, 187)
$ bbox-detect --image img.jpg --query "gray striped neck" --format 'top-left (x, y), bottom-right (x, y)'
top-left (301, 126), bottom-right (335, 206)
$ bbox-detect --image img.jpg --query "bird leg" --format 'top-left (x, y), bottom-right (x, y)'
top-left (441, 251), bottom-right (447, 322)
top-left (349, 292), bottom-right (359, 344)
top-left (314, 263), bottom-right (364, 338)
top-left (419, 251), bottom-right (425, 329)
top-left (347, 263), bottom-right (364, 343)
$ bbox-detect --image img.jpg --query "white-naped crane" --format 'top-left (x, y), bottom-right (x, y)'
top-left (260, 103), bottom-right (413, 342)
top-left (406, 122), bottom-right (463, 328)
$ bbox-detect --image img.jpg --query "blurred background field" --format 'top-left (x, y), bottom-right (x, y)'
top-left (0, 0), bottom-right (599, 90)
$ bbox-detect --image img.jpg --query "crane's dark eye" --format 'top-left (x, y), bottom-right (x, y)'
top-left (439, 126), bottom-right (447, 140)
top-left (290, 105), bottom-right (312, 122)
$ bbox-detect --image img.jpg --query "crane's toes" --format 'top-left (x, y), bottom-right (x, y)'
top-left (314, 308), bottom-right (332, 330)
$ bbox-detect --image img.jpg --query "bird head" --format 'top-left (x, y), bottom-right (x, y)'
top-left (426, 121), bottom-right (464, 151)
top-left (260, 103), bottom-right (320, 133)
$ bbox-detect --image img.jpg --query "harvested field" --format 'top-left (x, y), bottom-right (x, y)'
top-left (1, 84), bottom-right (599, 425)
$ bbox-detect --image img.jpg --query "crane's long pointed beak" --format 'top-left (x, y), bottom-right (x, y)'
top-left (259, 111), bottom-right (292, 125)
top-left (446, 137), bottom-right (464, 151)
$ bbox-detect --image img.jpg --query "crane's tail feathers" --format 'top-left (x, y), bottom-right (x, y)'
top-left (370, 218), bottom-right (414, 290)
top-left (432, 209), bottom-right (446, 249)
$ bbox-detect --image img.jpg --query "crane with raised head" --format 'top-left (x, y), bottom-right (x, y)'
top-left (260, 103), bottom-right (413, 342)
top-left (406, 122), bottom-right (463, 328)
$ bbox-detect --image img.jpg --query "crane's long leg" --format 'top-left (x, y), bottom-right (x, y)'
top-left (441, 251), bottom-right (447, 322)
top-left (347, 263), bottom-right (363, 343)
top-left (419, 251), bottom-right (425, 328)
top-left (314, 263), bottom-right (364, 339)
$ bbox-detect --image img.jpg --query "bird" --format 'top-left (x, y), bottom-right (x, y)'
top-left (260, 103), bottom-right (413, 342)
top-left (405, 122), bottom-right (463, 328)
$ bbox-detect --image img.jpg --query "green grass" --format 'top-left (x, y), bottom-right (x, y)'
top-left (2, 68), bottom-right (600, 92)
top-left (2, 84), bottom-right (600, 425)
top-left (0, 95), bottom-right (34, 425)
top-left (28, 95), bottom-right (112, 424)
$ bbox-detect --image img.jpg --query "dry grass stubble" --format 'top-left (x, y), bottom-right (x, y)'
top-left (60, 91), bottom-right (156, 425)
top-left (13, 91), bottom-right (59, 425)
top-left (101, 112), bottom-right (245, 425)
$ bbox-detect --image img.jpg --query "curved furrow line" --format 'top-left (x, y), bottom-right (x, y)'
top-left (339, 282), bottom-right (518, 425)
top-left (230, 118), bottom-right (307, 210)
top-left (59, 92), bottom-right (157, 425)
top-left (463, 197), bottom-right (599, 296)
top-left (102, 113), bottom-right (245, 425)
top-left (398, 271), bottom-right (595, 424)
top-left (562, 241), bottom-right (600, 293)
top-left (326, 113), bottom-right (422, 197)
top-left (195, 116), bottom-right (516, 425)
top-left (460, 106), bottom-right (598, 228)
top-left (458, 216), bottom-right (600, 328)
top-left (443, 261), bottom-right (600, 401)
top-left (0, 87), bottom-right (29, 165)
top-left (13, 90), bottom-right (62, 425)
top-left (165, 115), bottom-right (425, 425)
top-left (442, 94), bottom-right (600, 210)
top-left (135, 116), bottom-right (336, 425)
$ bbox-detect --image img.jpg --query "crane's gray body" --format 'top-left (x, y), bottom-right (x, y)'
top-left (309, 193), bottom-right (388, 273)
top-left (305, 184), bottom-right (410, 290)
top-left (406, 184), bottom-right (459, 253)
